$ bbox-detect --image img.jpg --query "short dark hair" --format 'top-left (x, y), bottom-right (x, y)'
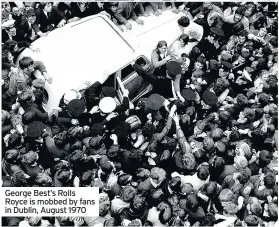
top-left (56, 169), bottom-right (71, 183)
top-left (186, 194), bottom-right (199, 211)
top-left (238, 29), bottom-right (248, 37)
top-left (244, 215), bottom-right (259, 227)
top-left (179, 34), bottom-right (189, 45)
top-left (178, 16), bottom-right (190, 27)
top-left (81, 170), bottom-right (95, 186)
top-left (235, 6), bottom-right (246, 16)
top-left (19, 57), bottom-right (34, 70)
top-left (200, 213), bottom-right (215, 226)
top-left (8, 132), bottom-right (22, 148)
top-left (264, 172), bottom-right (276, 189)
top-left (11, 170), bottom-right (28, 186)
top-left (197, 165), bottom-right (210, 180)
top-left (4, 40), bottom-right (17, 52)
top-left (2, 49), bottom-right (11, 62)
top-left (70, 150), bottom-right (86, 165)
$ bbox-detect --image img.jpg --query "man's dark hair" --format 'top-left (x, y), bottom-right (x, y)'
top-left (11, 170), bottom-right (28, 186)
top-left (178, 16), bottom-right (190, 27)
top-left (81, 170), bottom-right (95, 186)
top-left (235, 6), bottom-right (246, 16)
top-left (56, 169), bottom-right (71, 183)
top-left (244, 215), bottom-right (259, 227)
top-left (4, 39), bottom-right (17, 52)
top-left (200, 213), bottom-right (215, 226)
top-left (19, 57), bottom-right (34, 70)
top-left (197, 165), bottom-right (210, 180)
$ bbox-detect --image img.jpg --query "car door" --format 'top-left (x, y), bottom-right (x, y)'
top-left (115, 55), bottom-right (153, 104)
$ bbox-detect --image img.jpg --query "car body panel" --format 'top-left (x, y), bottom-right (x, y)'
top-left (17, 11), bottom-right (183, 113)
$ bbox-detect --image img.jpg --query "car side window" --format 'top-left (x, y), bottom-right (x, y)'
top-left (120, 56), bottom-right (148, 82)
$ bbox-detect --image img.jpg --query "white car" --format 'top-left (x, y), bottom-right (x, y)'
top-left (17, 11), bottom-right (183, 113)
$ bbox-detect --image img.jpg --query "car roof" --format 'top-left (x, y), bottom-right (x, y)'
top-left (17, 15), bottom-right (136, 112)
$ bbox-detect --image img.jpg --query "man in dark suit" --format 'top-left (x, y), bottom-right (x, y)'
top-left (35, 2), bottom-right (67, 33)
top-left (17, 9), bottom-right (42, 42)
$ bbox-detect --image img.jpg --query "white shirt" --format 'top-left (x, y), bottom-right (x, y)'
top-left (28, 21), bottom-right (37, 40)
top-left (172, 172), bottom-right (209, 191)
top-left (147, 207), bottom-right (166, 227)
top-left (183, 21), bottom-right (204, 42)
top-left (43, 10), bottom-right (49, 18)
top-left (171, 40), bottom-right (192, 59)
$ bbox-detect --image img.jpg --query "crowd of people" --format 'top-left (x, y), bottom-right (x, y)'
top-left (2, 1), bottom-right (279, 227)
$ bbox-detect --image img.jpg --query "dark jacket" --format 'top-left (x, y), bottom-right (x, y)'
top-left (35, 7), bottom-right (65, 32)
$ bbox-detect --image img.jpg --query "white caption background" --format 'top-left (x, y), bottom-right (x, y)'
top-left (1, 187), bottom-right (99, 217)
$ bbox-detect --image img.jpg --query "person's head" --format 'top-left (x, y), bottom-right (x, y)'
top-left (210, 128), bottom-right (224, 141)
top-left (35, 173), bottom-right (52, 187)
top-left (200, 213), bottom-right (215, 226)
top-left (41, 2), bottom-right (52, 12)
top-left (258, 93), bottom-right (270, 106)
top-left (120, 186), bottom-right (137, 203)
top-left (238, 108), bottom-right (255, 123)
top-left (264, 172), bottom-right (276, 189)
top-left (203, 137), bottom-right (215, 152)
top-left (204, 181), bottom-right (218, 197)
top-left (2, 2), bottom-right (11, 13)
top-left (18, 90), bottom-right (35, 105)
top-left (270, 37), bottom-right (278, 49)
top-left (2, 49), bottom-right (14, 63)
top-left (53, 131), bottom-right (68, 148)
top-left (4, 39), bottom-right (18, 52)
top-left (56, 169), bottom-right (73, 183)
top-left (19, 57), bottom-right (35, 74)
top-left (244, 215), bottom-right (259, 227)
top-left (219, 110), bottom-right (231, 125)
top-left (268, 203), bottom-right (278, 220)
top-left (70, 150), bottom-right (87, 165)
top-left (234, 6), bottom-right (246, 22)
top-left (142, 122), bottom-right (156, 139)
top-left (250, 199), bottom-right (262, 216)
top-left (21, 151), bottom-right (39, 166)
top-left (158, 206), bottom-right (172, 225)
top-left (7, 132), bottom-right (22, 148)
top-left (234, 156), bottom-right (248, 170)
top-left (194, 55), bottom-right (206, 70)
top-left (80, 170), bottom-right (95, 186)
top-left (130, 194), bottom-right (146, 212)
top-left (245, 4), bottom-right (255, 17)
top-left (11, 170), bottom-right (28, 186)
top-left (26, 8), bottom-right (36, 24)
top-left (178, 16), bottom-right (190, 29)
top-left (109, 2), bottom-right (119, 12)
top-left (212, 156), bottom-right (225, 170)
top-left (203, 2), bottom-right (213, 11)
top-left (186, 194), bottom-right (199, 211)
top-left (219, 188), bottom-right (234, 202)
top-left (236, 93), bottom-right (248, 107)
top-left (5, 26), bottom-right (17, 37)
top-left (237, 142), bottom-right (252, 160)
top-left (5, 149), bottom-right (19, 163)
top-left (118, 173), bottom-right (132, 186)
top-left (179, 34), bottom-right (189, 46)
top-left (156, 40), bottom-right (167, 54)
top-left (235, 170), bottom-right (251, 184)
top-left (197, 164), bottom-right (210, 180)
top-left (238, 29), bottom-right (248, 44)
top-left (150, 167), bottom-right (166, 185)
top-left (27, 217), bottom-right (42, 226)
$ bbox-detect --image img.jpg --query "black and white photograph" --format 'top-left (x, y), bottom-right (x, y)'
top-left (1, 1), bottom-right (278, 227)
